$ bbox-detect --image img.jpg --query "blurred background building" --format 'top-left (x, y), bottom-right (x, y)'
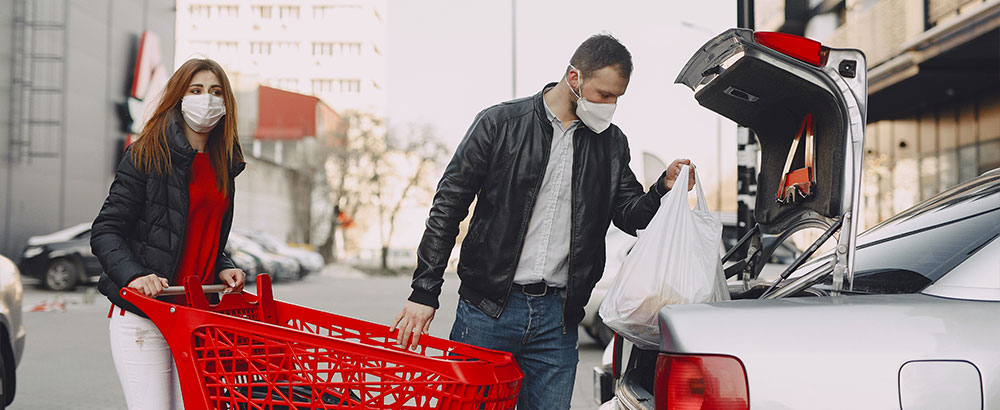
top-left (1, 0), bottom-right (176, 257)
top-left (756, 0), bottom-right (1000, 229)
top-left (174, 0), bottom-right (387, 116)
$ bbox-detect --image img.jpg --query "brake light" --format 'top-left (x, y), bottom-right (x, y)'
top-left (654, 354), bottom-right (749, 410)
top-left (753, 31), bottom-right (828, 67)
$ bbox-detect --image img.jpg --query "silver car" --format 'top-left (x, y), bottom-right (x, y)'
top-left (0, 255), bottom-right (25, 408)
top-left (597, 28), bottom-right (999, 409)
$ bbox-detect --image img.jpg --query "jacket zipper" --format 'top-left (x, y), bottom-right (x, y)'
top-left (169, 164), bottom-right (192, 284)
top-left (562, 133), bottom-right (578, 334)
top-left (498, 121), bottom-right (552, 319)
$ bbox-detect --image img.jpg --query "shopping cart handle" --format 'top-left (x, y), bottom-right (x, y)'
top-left (160, 284), bottom-right (241, 296)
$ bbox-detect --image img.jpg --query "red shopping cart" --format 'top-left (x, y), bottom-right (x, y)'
top-left (121, 274), bottom-right (522, 410)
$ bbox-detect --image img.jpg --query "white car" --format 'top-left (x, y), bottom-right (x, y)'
top-left (0, 255), bottom-right (25, 408)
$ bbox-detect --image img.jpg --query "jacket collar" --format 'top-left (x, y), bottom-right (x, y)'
top-left (166, 110), bottom-right (197, 171)
top-left (534, 82), bottom-right (598, 136)
top-left (533, 83), bottom-right (558, 125)
top-left (166, 109), bottom-right (246, 177)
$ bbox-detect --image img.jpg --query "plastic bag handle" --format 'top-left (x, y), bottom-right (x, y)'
top-left (693, 167), bottom-right (711, 212)
top-left (672, 165), bottom-right (711, 212)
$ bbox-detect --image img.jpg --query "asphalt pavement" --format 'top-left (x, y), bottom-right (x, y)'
top-left (13, 265), bottom-right (604, 409)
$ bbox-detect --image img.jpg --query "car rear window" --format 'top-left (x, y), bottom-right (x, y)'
top-left (836, 173), bottom-right (1000, 294)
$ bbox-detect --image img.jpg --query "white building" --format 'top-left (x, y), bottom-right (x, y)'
top-left (174, 1), bottom-right (388, 116)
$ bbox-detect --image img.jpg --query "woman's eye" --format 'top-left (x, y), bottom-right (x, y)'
top-left (191, 89), bottom-right (200, 94)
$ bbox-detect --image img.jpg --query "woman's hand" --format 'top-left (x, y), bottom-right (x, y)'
top-left (219, 268), bottom-right (245, 293)
top-left (128, 274), bottom-right (170, 297)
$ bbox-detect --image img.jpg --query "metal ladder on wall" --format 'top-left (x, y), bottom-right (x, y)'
top-left (5, 0), bottom-right (68, 251)
top-left (8, 0), bottom-right (68, 163)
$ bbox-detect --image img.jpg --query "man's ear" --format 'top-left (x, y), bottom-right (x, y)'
top-left (567, 68), bottom-right (579, 89)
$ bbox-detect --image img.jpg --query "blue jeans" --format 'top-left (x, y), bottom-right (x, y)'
top-left (450, 289), bottom-right (579, 410)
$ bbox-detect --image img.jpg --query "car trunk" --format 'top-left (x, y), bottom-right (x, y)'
top-left (611, 29), bottom-right (869, 408)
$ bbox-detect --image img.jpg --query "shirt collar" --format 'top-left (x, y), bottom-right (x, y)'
top-left (542, 88), bottom-right (558, 123)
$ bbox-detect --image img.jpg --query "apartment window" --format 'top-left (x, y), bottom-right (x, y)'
top-left (269, 78), bottom-right (299, 92)
top-left (279, 6), bottom-right (300, 20)
top-left (313, 5), bottom-right (363, 19)
top-left (251, 5), bottom-right (272, 19)
top-left (189, 5), bottom-right (211, 19)
top-left (217, 41), bottom-right (238, 54)
top-left (217, 5), bottom-right (238, 18)
top-left (340, 79), bottom-right (360, 93)
top-left (250, 42), bottom-right (272, 55)
top-left (312, 42), bottom-right (362, 57)
top-left (275, 41), bottom-right (300, 55)
top-left (216, 41), bottom-right (239, 62)
top-left (312, 79), bottom-right (359, 94)
top-left (312, 79), bottom-right (334, 94)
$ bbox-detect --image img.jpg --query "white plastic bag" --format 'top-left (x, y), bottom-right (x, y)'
top-left (599, 165), bottom-right (729, 349)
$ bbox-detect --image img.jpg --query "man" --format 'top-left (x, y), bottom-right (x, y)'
top-left (391, 34), bottom-right (695, 408)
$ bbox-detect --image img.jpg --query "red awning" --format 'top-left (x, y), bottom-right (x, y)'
top-left (254, 86), bottom-right (320, 140)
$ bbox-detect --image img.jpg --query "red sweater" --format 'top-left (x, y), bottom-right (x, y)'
top-left (174, 153), bottom-right (229, 287)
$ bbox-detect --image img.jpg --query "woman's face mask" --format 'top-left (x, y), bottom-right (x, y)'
top-left (181, 94), bottom-right (226, 134)
top-left (567, 65), bottom-right (616, 133)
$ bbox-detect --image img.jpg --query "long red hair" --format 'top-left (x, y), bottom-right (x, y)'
top-left (130, 58), bottom-right (244, 193)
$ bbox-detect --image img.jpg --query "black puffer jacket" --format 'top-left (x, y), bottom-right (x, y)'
top-left (92, 113), bottom-right (245, 315)
top-left (409, 84), bottom-right (668, 328)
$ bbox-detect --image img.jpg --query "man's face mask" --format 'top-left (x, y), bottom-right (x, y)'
top-left (181, 94), bottom-right (226, 134)
top-left (566, 65), bottom-right (616, 133)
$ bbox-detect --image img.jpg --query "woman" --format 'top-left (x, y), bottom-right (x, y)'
top-left (91, 58), bottom-right (246, 409)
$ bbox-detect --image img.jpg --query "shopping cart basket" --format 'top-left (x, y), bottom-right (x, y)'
top-left (122, 274), bottom-right (522, 410)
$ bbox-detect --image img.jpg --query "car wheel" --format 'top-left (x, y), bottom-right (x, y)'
top-left (44, 258), bottom-right (80, 291)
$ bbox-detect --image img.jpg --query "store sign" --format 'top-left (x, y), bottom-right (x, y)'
top-left (123, 31), bottom-right (168, 143)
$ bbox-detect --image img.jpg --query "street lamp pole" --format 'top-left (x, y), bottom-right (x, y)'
top-left (511, 0), bottom-right (517, 99)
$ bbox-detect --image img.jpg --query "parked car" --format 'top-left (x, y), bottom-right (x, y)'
top-left (238, 231), bottom-right (324, 277)
top-left (226, 233), bottom-right (299, 282)
top-left (0, 254), bottom-right (26, 408)
top-left (18, 223), bottom-right (101, 291)
top-left (596, 28), bottom-right (1000, 409)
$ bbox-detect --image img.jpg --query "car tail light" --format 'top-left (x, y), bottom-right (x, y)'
top-left (654, 354), bottom-right (749, 410)
top-left (753, 31), bottom-right (829, 67)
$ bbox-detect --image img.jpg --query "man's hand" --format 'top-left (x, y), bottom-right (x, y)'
top-left (128, 273), bottom-right (170, 297)
top-left (390, 301), bottom-right (436, 350)
top-left (664, 159), bottom-right (697, 191)
top-left (219, 268), bottom-right (246, 293)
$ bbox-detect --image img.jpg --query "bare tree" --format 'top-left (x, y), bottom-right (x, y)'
top-left (372, 124), bottom-right (449, 270)
top-left (317, 111), bottom-right (387, 262)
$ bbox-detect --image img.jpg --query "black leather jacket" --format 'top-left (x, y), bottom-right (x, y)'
top-left (408, 84), bottom-right (668, 327)
top-left (92, 113), bottom-right (245, 316)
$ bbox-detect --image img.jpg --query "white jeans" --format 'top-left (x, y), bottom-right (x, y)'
top-left (109, 309), bottom-right (184, 410)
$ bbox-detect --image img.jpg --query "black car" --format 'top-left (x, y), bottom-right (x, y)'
top-left (18, 223), bottom-right (102, 291)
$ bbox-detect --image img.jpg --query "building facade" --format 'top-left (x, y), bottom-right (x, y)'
top-left (757, 0), bottom-right (1000, 229)
top-left (1, 0), bottom-right (176, 257)
top-left (174, 0), bottom-right (388, 116)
